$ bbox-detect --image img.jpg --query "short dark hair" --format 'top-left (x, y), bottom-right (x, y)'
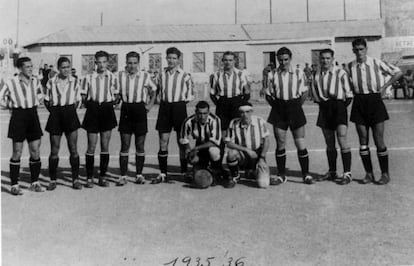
top-left (352, 38), bottom-right (367, 48)
top-left (95, 50), bottom-right (109, 60)
top-left (222, 51), bottom-right (236, 60)
top-left (196, 101), bottom-right (210, 110)
top-left (277, 47), bottom-right (292, 58)
top-left (126, 51), bottom-right (140, 62)
top-left (57, 57), bottom-right (71, 68)
top-left (16, 57), bottom-right (31, 68)
top-left (319, 48), bottom-right (334, 57)
top-left (166, 47), bottom-right (181, 58)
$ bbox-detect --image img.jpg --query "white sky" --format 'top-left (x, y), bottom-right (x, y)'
top-left (0, 0), bottom-right (380, 46)
top-left (0, 0), bottom-right (239, 46)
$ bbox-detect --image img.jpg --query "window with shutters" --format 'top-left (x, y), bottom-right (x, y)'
top-left (192, 52), bottom-right (205, 73)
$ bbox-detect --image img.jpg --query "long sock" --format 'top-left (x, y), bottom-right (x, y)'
top-left (326, 149), bottom-right (337, 172)
top-left (297, 149), bottom-right (309, 176)
top-left (48, 156), bottom-right (59, 181)
top-left (135, 153), bottom-right (145, 175)
top-left (100, 152), bottom-right (110, 177)
top-left (359, 147), bottom-right (373, 173)
top-left (180, 158), bottom-right (188, 173)
top-left (9, 159), bottom-right (20, 186)
top-left (377, 148), bottom-right (389, 174)
top-left (228, 159), bottom-right (239, 178)
top-left (341, 149), bottom-right (352, 173)
top-left (29, 158), bottom-right (41, 183)
top-left (158, 151), bottom-right (168, 174)
top-left (85, 153), bottom-right (94, 178)
top-left (69, 155), bottom-right (80, 180)
top-left (276, 149), bottom-right (286, 175)
top-left (119, 152), bottom-right (129, 176)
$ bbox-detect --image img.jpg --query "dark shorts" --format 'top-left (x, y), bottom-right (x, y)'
top-left (46, 104), bottom-right (81, 135)
top-left (118, 102), bottom-right (148, 136)
top-left (82, 101), bottom-right (117, 133)
top-left (317, 100), bottom-right (348, 130)
top-left (238, 147), bottom-right (262, 170)
top-left (267, 98), bottom-right (306, 130)
top-left (156, 101), bottom-right (187, 133)
top-left (8, 107), bottom-right (43, 142)
top-left (350, 94), bottom-right (389, 127)
top-left (216, 95), bottom-right (244, 130)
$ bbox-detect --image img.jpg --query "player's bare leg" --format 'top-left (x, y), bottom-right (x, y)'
top-left (47, 135), bottom-right (62, 190)
top-left (85, 133), bottom-right (98, 187)
top-left (28, 139), bottom-right (44, 192)
top-left (355, 124), bottom-right (374, 184)
top-left (134, 135), bottom-right (146, 184)
top-left (98, 130), bottom-right (112, 186)
top-left (10, 141), bottom-right (24, 195)
top-left (372, 122), bottom-right (389, 184)
top-left (292, 126), bottom-right (312, 184)
top-left (153, 132), bottom-right (170, 183)
top-left (66, 130), bottom-right (81, 189)
top-left (119, 133), bottom-right (132, 186)
top-left (271, 127), bottom-right (288, 185)
top-left (336, 125), bottom-right (352, 184)
top-left (176, 133), bottom-right (187, 175)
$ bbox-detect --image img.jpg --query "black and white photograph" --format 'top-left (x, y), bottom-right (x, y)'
top-left (1, 0), bottom-right (414, 265)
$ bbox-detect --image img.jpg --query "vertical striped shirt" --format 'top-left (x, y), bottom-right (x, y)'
top-left (312, 66), bottom-right (353, 102)
top-left (80, 70), bottom-right (118, 103)
top-left (0, 75), bottom-right (43, 109)
top-left (180, 113), bottom-right (221, 146)
top-left (45, 75), bottom-right (81, 106)
top-left (118, 70), bottom-right (157, 103)
top-left (225, 115), bottom-right (270, 151)
top-left (348, 56), bottom-right (401, 94)
top-left (266, 66), bottom-right (307, 100)
top-left (210, 68), bottom-right (248, 97)
top-left (159, 68), bottom-right (194, 103)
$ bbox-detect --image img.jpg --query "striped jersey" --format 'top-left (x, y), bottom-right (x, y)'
top-left (312, 66), bottom-right (353, 102)
top-left (210, 68), bottom-right (248, 97)
top-left (348, 56), bottom-right (401, 94)
top-left (225, 115), bottom-right (270, 151)
top-left (159, 67), bottom-right (194, 103)
top-left (0, 74), bottom-right (43, 109)
top-left (45, 75), bottom-right (81, 106)
top-left (266, 66), bottom-right (307, 100)
top-left (118, 70), bottom-right (157, 103)
top-left (180, 113), bottom-right (221, 146)
top-left (80, 70), bottom-right (118, 103)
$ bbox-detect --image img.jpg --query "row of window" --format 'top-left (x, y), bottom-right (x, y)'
top-left (61, 52), bottom-right (247, 76)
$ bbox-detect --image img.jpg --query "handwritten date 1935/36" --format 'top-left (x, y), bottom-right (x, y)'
top-left (163, 255), bottom-right (246, 266)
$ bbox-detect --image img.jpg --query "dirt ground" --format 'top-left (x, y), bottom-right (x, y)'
top-left (2, 101), bottom-right (414, 266)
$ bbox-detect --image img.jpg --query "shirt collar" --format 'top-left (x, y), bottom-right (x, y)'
top-left (92, 70), bottom-right (110, 77)
top-left (166, 67), bottom-right (183, 74)
top-left (277, 66), bottom-right (294, 74)
top-left (321, 65), bottom-right (335, 74)
top-left (17, 73), bottom-right (34, 83)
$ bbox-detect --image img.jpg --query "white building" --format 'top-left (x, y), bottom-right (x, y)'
top-left (23, 20), bottom-right (383, 83)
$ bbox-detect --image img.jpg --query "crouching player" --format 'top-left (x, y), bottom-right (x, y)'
top-left (44, 57), bottom-right (82, 190)
top-left (180, 101), bottom-right (222, 186)
top-left (225, 103), bottom-right (270, 188)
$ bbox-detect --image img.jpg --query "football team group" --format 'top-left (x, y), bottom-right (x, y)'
top-left (0, 37), bottom-right (403, 195)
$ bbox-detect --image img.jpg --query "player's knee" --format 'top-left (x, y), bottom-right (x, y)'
top-left (227, 149), bottom-right (239, 162)
top-left (208, 146), bottom-right (220, 161)
top-left (294, 137), bottom-right (306, 150)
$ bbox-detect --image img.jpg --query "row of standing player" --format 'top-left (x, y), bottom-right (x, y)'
top-left (0, 38), bottom-right (403, 195)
